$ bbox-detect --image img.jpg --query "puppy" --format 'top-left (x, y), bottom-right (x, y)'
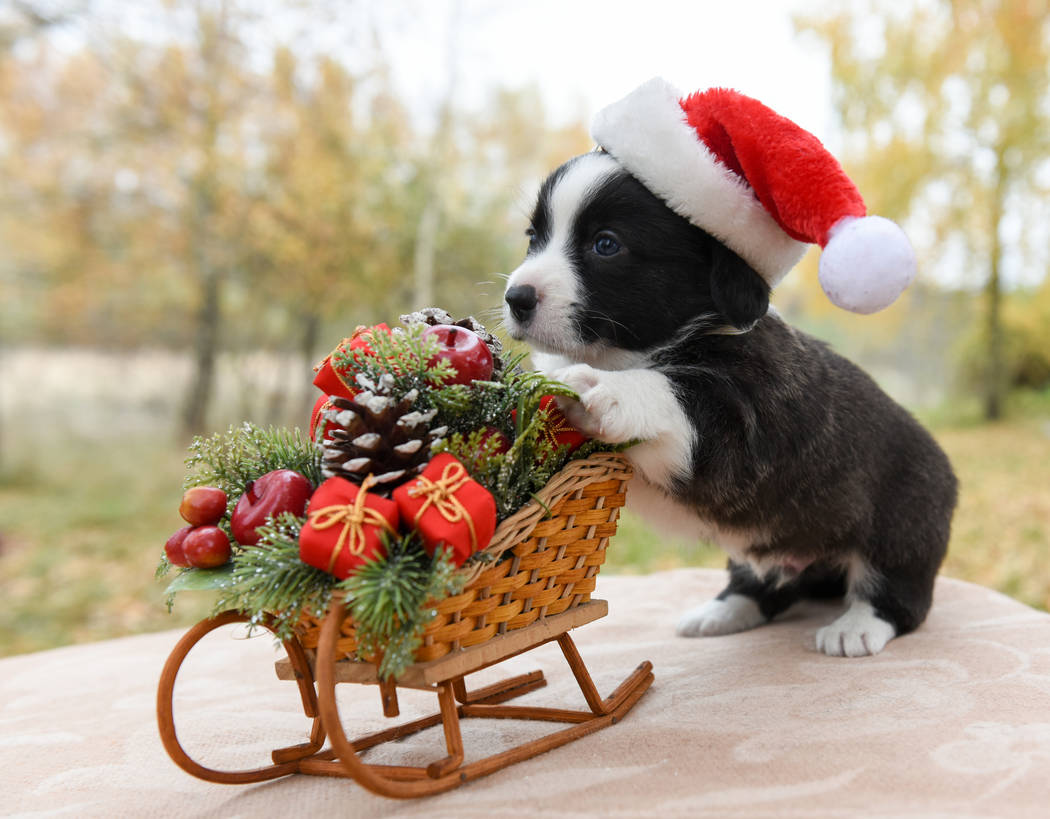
top-left (502, 150), bottom-right (958, 657)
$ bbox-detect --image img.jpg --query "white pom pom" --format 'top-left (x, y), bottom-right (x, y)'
top-left (818, 215), bottom-right (917, 314)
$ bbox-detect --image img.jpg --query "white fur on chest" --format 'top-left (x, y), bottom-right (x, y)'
top-left (532, 350), bottom-right (769, 565)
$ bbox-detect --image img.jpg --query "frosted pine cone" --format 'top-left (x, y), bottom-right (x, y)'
top-left (320, 374), bottom-right (447, 493)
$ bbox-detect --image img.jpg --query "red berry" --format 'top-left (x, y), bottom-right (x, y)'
top-left (165, 525), bottom-right (194, 568)
top-left (231, 469), bottom-right (313, 546)
top-left (478, 426), bottom-right (511, 455)
top-left (179, 486), bottom-right (228, 526)
top-left (423, 324), bottom-right (494, 385)
top-left (182, 526), bottom-right (231, 568)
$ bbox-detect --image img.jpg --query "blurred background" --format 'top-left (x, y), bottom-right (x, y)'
top-left (1, 0), bottom-right (1048, 657)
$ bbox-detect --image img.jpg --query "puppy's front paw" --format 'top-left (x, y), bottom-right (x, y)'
top-left (552, 363), bottom-right (601, 402)
top-left (676, 595), bottom-right (766, 638)
top-left (552, 364), bottom-right (632, 443)
top-left (815, 601), bottom-right (896, 657)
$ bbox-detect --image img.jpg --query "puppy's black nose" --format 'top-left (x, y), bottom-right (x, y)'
top-left (505, 284), bottom-right (539, 322)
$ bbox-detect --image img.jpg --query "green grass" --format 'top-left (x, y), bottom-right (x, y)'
top-left (0, 435), bottom-right (217, 655)
top-left (2, 399), bottom-right (1049, 657)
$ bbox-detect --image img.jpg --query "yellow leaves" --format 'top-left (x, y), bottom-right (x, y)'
top-left (0, 6), bottom-right (591, 350)
top-left (797, 0), bottom-right (1049, 290)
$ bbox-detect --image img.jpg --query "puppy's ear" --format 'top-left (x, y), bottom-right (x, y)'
top-left (709, 247), bottom-right (770, 329)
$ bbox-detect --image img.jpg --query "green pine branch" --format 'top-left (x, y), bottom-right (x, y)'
top-left (211, 512), bottom-right (337, 640)
top-left (338, 534), bottom-right (464, 680)
top-left (332, 323), bottom-right (455, 405)
top-left (184, 421), bottom-right (323, 496)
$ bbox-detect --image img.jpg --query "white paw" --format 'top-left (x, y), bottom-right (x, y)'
top-left (676, 595), bottom-right (766, 638)
top-left (553, 362), bottom-right (601, 396)
top-left (552, 364), bottom-right (632, 442)
top-left (815, 601), bottom-right (896, 657)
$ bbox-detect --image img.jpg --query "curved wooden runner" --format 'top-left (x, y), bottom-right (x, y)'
top-left (156, 599), bottom-right (653, 796)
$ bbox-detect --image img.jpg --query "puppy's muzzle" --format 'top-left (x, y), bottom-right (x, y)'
top-left (505, 284), bottom-right (539, 324)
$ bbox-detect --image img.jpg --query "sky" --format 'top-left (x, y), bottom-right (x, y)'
top-left (57, 0), bottom-right (834, 144)
top-left (364, 0), bottom-right (834, 143)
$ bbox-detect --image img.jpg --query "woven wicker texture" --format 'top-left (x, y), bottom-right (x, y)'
top-left (296, 452), bottom-right (632, 664)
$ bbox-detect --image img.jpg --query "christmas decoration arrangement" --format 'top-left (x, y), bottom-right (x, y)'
top-left (157, 308), bottom-right (614, 680)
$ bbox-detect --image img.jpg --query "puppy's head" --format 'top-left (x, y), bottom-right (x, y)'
top-left (503, 151), bottom-right (770, 360)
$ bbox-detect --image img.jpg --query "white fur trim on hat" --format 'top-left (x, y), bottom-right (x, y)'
top-left (591, 77), bottom-right (807, 285)
top-left (819, 216), bottom-right (917, 314)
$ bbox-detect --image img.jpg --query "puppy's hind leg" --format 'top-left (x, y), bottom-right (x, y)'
top-left (677, 560), bottom-right (802, 638)
top-left (815, 558), bottom-right (899, 657)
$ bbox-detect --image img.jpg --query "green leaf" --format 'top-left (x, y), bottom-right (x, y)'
top-left (164, 564), bottom-right (238, 594)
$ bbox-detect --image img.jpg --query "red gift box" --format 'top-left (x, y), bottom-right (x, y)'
top-left (510, 395), bottom-right (588, 454)
top-left (309, 394), bottom-right (334, 441)
top-left (537, 395), bottom-right (588, 452)
top-left (393, 453), bottom-right (497, 566)
top-left (309, 394), bottom-right (355, 442)
top-left (299, 477), bottom-right (399, 579)
top-left (312, 323), bottom-right (391, 399)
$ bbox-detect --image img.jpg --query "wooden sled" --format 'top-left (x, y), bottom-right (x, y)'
top-left (156, 597), bottom-right (652, 798)
top-left (156, 453), bottom-right (652, 798)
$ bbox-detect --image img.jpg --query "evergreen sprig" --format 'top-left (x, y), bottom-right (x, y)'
top-left (339, 534), bottom-right (464, 680)
top-left (212, 512), bottom-right (336, 640)
top-left (433, 361), bottom-right (588, 517)
top-left (428, 351), bottom-right (576, 441)
top-left (184, 422), bottom-right (323, 496)
top-left (333, 324), bottom-right (454, 406)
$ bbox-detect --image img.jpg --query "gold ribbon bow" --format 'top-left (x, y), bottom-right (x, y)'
top-left (407, 460), bottom-right (478, 552)
top-left (307, 476), bottom-right (395, 573)
top-left (542, 410), bottom-right (579, 449)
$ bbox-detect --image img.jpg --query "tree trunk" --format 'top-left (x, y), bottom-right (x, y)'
top-left (180, 265), bottom-right (221, 437)
top-left (298, 309), bottom-right (322, 422)
top-left (413, 199), bottom-right (439, 308)
top-left (983, 156), bottom-right (1007, 422)
top-left (178, 4), bottom-right (227, 439)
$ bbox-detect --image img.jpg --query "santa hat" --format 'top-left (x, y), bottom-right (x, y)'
top-left (591, 78), bottom-right (916, 314)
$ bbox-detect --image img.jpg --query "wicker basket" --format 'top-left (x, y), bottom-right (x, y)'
top-left (295, 450), bottom-right (633, 665)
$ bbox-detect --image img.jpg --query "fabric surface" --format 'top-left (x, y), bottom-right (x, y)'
top-left (3, 569), bottom-right (1049, 818)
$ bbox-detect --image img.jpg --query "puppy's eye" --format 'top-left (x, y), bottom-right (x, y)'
top-left (525, 226), bottom-right (537, 249)
top-left (593, 231), bottom-right (622, 257)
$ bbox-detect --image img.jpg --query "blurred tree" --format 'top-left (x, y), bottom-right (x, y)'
top-left (0, 1), bottom-right (81, 52)
top-left (115, 1), bottom-right (258, 437)
top-left (1, 0), bottom-right (594, 441)
top-left (797, 0), bottom-right (1050, 419)
top-left (2, 2), bottom-right (262, 435)
top-left (240, 49), bottom-right (415, 416)
top-left (958, 277), bottom-right (1050, 393)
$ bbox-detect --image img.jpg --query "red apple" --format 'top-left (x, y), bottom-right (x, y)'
top-left (423, 324), bottom-right (494, 385)
top-left (179, 486), bottom-right (228, 526)
top-left (182, 525), bottom-right (231, 568)
top-left (231, 469), bottom-right (313, 546)
top-left (165, 525), bottom-right (195, 568)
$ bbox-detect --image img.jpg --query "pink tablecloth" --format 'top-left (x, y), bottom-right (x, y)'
top-left (3, 569), bottom-right (1049, 817)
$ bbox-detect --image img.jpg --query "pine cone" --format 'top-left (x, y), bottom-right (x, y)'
top-left (320, 374), bottom-right (448, 493)
top-left (400, 307), bottom-right (511, 380)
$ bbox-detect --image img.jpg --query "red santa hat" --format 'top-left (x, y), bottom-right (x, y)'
top-left (591, 78), bottom-right (916, 314)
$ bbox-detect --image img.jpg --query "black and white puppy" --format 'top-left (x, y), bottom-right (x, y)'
top-left (502, 150), bottom-right (958, 657)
